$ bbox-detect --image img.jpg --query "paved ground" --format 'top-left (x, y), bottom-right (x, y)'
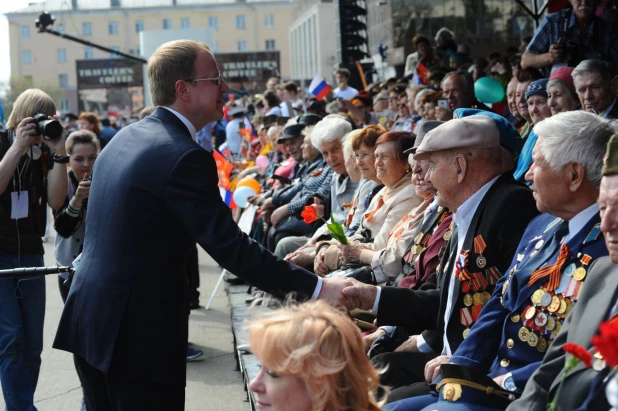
top-left (0, 232), bottom-right (248, 411)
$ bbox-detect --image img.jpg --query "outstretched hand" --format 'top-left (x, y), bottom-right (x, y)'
top-left (318, 277), bottom-right (355, 312)
top-left (342, 279), bottom-right (378, 311)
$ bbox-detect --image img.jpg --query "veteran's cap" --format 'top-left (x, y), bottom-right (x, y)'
top-left (454, 108), bottom-right (523, 156)
top-left (278, 123), bottom-right (306, 144)
top-left (603, 134), bottom-right (618, 176)
top-left (413, 116), bottom-right (500, 160)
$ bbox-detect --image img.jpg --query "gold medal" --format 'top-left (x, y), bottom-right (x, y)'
top-left (527, 332), bottom-right (539, 347)
top-left (558, 299), bottom-right (567, 314)
top-left (463, 328), bottom-right (470, 339)
top-left (537, 337), bottom-right (548, 353)
top-left (463, 293), bottom-right (473, 306)
top-left (546, 316), bottom-right (556, 331)
top-left (476, 255), bottom-right (487, 268)
top-left (518, 327), bottom-right (530, 342)
top-left (554, 321), bottom-right (562, 335)
top-left (411, 245), bottom-right (419, 255)
top-left (443, 230), bottom-right (452, 241)
top-left (531, 289), bottom-right (545, 304)
top-left (481, 291), bottom-right (492, 305)
top-left (574, 267), bottom-right (587, 281)
top-left (473, 293), bottom-right (483, 306)
top-left (548, 296), bottom-right (561, 313)
top-left (524, 306), bottom-right (537, 320)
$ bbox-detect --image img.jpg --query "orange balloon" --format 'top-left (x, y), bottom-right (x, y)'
top-left (236, 177), bottom-right (260, 194)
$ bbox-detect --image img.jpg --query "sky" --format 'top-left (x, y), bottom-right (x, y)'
top-left (0, 0), bottom-right (38, 83)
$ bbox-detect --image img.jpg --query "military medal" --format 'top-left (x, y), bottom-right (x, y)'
top-left (558, 299), bottom-right (567, 315)
top-left (537, 337), bottom-right (548, 353)
top-left (524, 306), bottom-right (536, 320)
top-left (539, 292), bottom-right (552, 307)
top-left (518, 327), bottom-right (530, 342)
top-left (481, 291), bottom-right (492, 304)
top-left (460, 307), bottom-right (473, 338)
top-left (443, 230), bottom-right (452, 241)
top-left (473, 293), bottom-right (483, 306)
top-left (527, 332), bottom-right (539, 347)
top-left (534, 312), bottom-right (548, 327)
top-left (546, 316), bottom-right (556, 331)
top-left (564, 263), bottom-right (576, 276)
top-left (463, 293), bottom-right (473, 306)
top-left (473, 235), bottom-right (487, 268)
top-left (573, 267), bottom-right (587, 281)
top-left (548, 296), bottom-right (561, 313)
top-left (463, 328), bottom-right (470, 339)
top-left (531, 289), bottom-right (544, 304)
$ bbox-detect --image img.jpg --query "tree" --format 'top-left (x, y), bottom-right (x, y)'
top-left (1, 76), bottom-right (65, 125)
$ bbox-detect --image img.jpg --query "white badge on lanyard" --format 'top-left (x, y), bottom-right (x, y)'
top-left (11, 190), bottom-right (29, 219)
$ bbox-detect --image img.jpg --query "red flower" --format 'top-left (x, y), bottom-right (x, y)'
top-left (301, 206), bottom-right (318, 224)
top-left (562, 343), bottom-right (592, 368)
top-left (591, 317), bottom-right (618, 368)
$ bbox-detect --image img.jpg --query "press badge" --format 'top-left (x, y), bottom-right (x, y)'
top-left (10, 191), bottom-right (29, 219)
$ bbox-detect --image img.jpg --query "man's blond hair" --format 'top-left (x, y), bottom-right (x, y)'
top-left (147, 40), bottom-right (211, 107)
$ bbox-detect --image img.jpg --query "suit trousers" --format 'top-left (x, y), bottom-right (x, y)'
top-left (74, 355), bottom-right (185, 411)
top-left (371, 351), bottom-right (437, 401)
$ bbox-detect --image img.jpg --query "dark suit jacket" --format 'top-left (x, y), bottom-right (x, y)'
top-left (53, 108), bottom-right (318, 386)
top-left (376, 173), bottom-right (539, 353)
top-left (606, 101), bottom-right (618, 120)
top-left (508, 256), bottom-right (618, 411)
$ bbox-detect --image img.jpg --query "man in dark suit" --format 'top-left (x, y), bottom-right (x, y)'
top-left (384, 110), bottom-right (614, 410)
top-left (507, 131), bottom-right (618, 411)
top-left (343, 113), bottom-right (539, 399)
top-left (53, 40), bottom-right (351, 410)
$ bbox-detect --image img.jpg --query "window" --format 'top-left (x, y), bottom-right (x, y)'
top-left (136, 45), bottom-right (141, 56)
top-left (56, 23), bottom-right (65, 34)
top-left (83, 22), bottom-right (92, 36)
top-left (236, 15), bottom-right (246, 30)
top-left (21, 25), bottom-right (30, 39)
top-left (264, 13), bottom-right (274, 28)
top-left (163, 18), bottom-right (172, 29)
top-left (181, 18), bottom-right (190, 29)
top-left (22, 50), bottom-right (31, 64)
top-left (237, 41), bottom-right (247, 52)
top-left (84, 47), bottom-right (94, 59)
top-left (57, 48), bottom-right (67, 63)
top-left (59, 74), bottom-right (68, 88)
top-left (60, 99), bottom-right (69, 112)
top-left (111, 0), bottom-right (120, 6)
top-left (208, 16), bottom-right (218, 30)
top-left (109, 46), bottom-right (120, 58)
top-left (135, 19), bottom-right (144, 33)
top-left (108, 21), bottom-right (119, 35)
top-left (265, 39), bottom-right (275, 51)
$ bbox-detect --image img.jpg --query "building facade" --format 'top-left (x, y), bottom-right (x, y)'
top-left (6, 0), bottom-right (295, 113)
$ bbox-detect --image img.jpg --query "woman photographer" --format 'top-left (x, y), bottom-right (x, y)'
top-left (0, 88), bottom-right (68, 410)
top-left (54, 130), bottom-right (100, 301)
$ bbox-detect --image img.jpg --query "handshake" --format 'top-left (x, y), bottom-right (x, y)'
top-left (317, 277), bottom-right (379, 313)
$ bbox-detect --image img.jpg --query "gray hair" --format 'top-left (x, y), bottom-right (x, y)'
top-left (546, 79), bottom-right (578, 101)
top-left (343, 129), bottom-right (362, 159)
top-left (572, 59), bottom-right (614, 85)
top-left (534, 111), bottom-right (617, 188)
top-left (310, 114), bottom-right (352, 151)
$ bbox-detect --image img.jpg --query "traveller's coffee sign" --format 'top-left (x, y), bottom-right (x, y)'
top-left (76, 59), bottom-right (143, 90)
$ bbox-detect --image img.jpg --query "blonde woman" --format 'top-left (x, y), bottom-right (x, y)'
top-left (248, 300), bottom-right (387, 411)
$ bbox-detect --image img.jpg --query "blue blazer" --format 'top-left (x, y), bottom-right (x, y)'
top-left (53, 108), bottom-right (318, 385)
top-left (449, 211), bottom-right (607, 391)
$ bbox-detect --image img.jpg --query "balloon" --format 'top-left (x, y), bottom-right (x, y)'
top-left (236, 177), bottom-right (260, 194)
top-left (474, 76), bottom-right (506, 104)
top-left (233, 186), bottom-right (255, 208)
top-left (256, 155), bottom-right (270, 169)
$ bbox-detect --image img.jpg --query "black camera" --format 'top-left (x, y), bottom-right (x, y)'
top-left (32, 113), bottom-right (63, 140)
top-left (82, 176), bottom-right (92, 182)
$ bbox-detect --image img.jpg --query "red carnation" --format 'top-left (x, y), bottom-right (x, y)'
top-left (301, 206), bottom-right (318, 224)
top-left (562, 343), bottom-right (592, 368)
top-left (591, 317), bottom-right (618, 368)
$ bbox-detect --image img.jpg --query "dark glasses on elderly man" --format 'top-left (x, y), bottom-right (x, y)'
top-left (184, 74), bottom-right (224, 86)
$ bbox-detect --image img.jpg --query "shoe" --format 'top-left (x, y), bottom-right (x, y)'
top-left (186, 347), bottom-right (203, 362)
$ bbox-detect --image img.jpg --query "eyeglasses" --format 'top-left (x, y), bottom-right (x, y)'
top-left (184, 74), bottom-right (224, 86)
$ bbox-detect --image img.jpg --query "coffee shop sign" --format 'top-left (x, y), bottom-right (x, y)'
top-left (222, 60), bottom-right (278, 78)
top-left (78, 67), bottom-right (135, 85)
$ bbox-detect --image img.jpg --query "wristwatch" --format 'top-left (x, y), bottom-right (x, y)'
top-left (503, 374), bottom-right (517, 392)
top-left (52, 152), bottom-right (70, 164)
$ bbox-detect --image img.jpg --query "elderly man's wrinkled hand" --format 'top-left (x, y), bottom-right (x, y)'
top-left (424, 355), bottom-right (452, 384)
top-left (314, 247), bottom-right (330, 277)
top-left (318, 277), bottom-right (355, 311)
top-left (341, 279), bottom-right (378, 311)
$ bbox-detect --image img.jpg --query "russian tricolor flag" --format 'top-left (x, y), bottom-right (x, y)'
top-left (309, 75), bottom-right (332, 101)
top-left (219, 187), bottom-right (236, 208)
top-left (218, 142), bottom-right (231, 158)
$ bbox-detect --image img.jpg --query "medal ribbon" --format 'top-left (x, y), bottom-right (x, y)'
top-left (486, 267), bottom-right (501, 285)
top-left (363, 197), bottom-right (384, 223)
top-left (345, 197), bottom-right (357, 227)
top-left (460, 308), bottom-right (473, 326)
top-left (527, 243), bottom-right (571, 290)
top-left (455, 251), bottom-right (473, 282)
top-left (473, 235), bottom-right (487, 254)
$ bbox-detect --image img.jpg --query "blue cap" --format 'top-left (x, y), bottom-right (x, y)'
top-left (525, 78), bottom-right (549, 100)
top-left (453, 108), bottom-right (523, 156)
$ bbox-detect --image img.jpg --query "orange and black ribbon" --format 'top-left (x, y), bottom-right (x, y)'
top-left (528, 243), bottom-right (571, 291)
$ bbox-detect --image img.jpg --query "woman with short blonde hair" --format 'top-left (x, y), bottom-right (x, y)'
top-left (248, 300), bottom-right (386, 411)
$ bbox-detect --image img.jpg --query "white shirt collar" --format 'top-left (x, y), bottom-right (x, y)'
top-left (565, 202), bottom-right (600, 243)
top-left (162, 106), bottom-right (197, 141)
top-left (452, 175), bottom-right (500, 236)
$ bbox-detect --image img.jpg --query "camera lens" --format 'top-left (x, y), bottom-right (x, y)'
top-left (33, 113), bottom-right (63, 140)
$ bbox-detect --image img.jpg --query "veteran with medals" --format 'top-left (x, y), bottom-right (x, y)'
top-left (385, 110), bottom-right (614, 410)
top-left (343, 109), bottom-right (539, 401)
top-left (507, 133), bottom-right (618, 410)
